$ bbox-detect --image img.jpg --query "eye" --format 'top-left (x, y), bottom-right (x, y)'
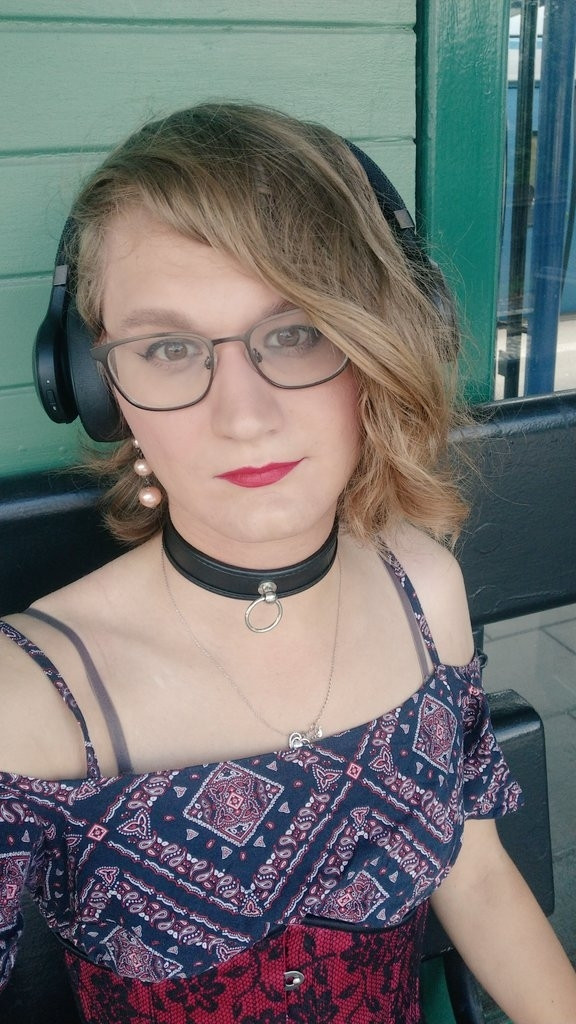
top-left (142, 337), bottom-right (205, 363)
top-left (265, 325), bottom-right (320, 350)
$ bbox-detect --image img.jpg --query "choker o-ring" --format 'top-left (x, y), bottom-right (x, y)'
top-left (244, 581), bottom-right (283, 633)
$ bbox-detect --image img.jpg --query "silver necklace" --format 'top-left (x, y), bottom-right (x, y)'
top-left (161, 550), bottom-right (342, 750)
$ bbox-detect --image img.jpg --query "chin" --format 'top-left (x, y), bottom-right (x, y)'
top-left (196, 505), bottom-right (337, 563)
top-left (221, 512), bottom-right (316, 547)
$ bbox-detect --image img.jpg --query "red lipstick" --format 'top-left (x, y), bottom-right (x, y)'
top-left (216, 461), bottom-right (302, 488)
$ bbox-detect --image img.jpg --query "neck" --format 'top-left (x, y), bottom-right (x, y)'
top-left (162, 516), bottom-right (339, 600)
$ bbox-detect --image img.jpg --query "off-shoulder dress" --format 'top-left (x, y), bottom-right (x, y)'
top-left (0, 554), bottom-right (522, 1023)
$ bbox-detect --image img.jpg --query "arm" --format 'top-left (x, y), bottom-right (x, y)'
top-left (431, 817), bottom-right (576, 1024)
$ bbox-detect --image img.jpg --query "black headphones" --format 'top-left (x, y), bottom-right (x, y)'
top-left (34, 141), bottom-right (451, 443)
top-left (34, 217), bottom-right (125, 442)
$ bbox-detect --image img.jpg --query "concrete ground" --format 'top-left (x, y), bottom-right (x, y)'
top-left (479, 604), bottom-right (576, 1021)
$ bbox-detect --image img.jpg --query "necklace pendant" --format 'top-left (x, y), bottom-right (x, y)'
top-left (288, 724), bottom-right (322, 750)
top-left (288, 731), bottom-right (306, 750)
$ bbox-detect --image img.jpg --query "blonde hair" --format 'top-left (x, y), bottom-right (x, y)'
top-left (71, 101), bottom-right (467, 546)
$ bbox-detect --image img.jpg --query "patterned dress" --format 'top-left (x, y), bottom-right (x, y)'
top-left (0, 556), bottom-right (522, 1023)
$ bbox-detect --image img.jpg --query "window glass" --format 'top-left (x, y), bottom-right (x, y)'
top-left (496, 2), bottom-right (576, 398)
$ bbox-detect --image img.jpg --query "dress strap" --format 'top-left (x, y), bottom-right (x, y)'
top-left (23, 609), bottom-right (132, 774)
top-left (0, 618), bottom-right (102, 779)
top-left (382, 552), bottom-right (441, 669)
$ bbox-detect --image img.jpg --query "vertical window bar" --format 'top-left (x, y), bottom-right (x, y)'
top-left (525, 1), bottom-right (576, 395)
top-left (500, 0), bottom-right (539, 399)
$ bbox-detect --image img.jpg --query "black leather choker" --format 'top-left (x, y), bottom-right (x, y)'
top-left (163, 517), bottom-right (338, 600)
top-left (162, 517), bottom-right (338, 633)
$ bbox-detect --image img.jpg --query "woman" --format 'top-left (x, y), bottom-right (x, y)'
top-left (1, 103), bottom-right (575, 1023)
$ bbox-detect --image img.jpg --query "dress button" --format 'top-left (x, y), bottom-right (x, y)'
top-left (284, 969), bottom-right (305, 991)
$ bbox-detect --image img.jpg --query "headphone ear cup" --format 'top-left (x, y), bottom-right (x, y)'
top-left (66, 303), bottom-right (128, 442)
top-left (33, 273), bottom-right (78, 424)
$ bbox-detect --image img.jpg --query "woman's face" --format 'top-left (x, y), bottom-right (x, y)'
top-left (100, 208), bottom-right (360, 564)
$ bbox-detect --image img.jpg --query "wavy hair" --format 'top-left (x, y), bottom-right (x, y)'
top-left (70, 102), bottom-right (467, 546)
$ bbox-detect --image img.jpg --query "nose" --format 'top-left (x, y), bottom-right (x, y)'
top-left (208, 340), bottom-right (283, 440)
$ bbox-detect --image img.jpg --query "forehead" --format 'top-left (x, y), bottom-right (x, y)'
top-left (102, 208), bottom-right (231, 276)
top-left (100, 208), bottom-right (284, 335)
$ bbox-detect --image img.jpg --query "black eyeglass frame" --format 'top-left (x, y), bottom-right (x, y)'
top-left (90, 308), bottom-right (350, 412)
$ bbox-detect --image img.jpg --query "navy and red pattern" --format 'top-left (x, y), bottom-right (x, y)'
top-left (0, 554), bottom-right (523, 1022)
top-left (65, 905), bottom-right (428, 1024)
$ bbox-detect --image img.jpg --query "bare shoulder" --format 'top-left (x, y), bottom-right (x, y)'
top-left (0, 541), bottom-right (154, 779)
top-left (0, 620), bottom-right (87, 779)
top-left (384, 522), bottom-right (475, 666)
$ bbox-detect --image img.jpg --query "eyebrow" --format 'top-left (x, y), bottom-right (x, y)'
top-left (109, 299), bottom-right (295, 338)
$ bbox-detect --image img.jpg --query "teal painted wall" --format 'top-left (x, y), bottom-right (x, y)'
top-left (0, 1), bottom-right (417, 476)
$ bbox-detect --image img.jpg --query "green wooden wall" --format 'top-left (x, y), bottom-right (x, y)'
top-left (0, 0), bottom-right (417, 476)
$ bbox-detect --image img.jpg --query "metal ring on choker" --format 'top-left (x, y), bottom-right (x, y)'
top-left (244, 581), bottom-right (284, 634)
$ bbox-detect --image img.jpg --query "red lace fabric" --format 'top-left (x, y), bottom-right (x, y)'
top-left (65, 903), bottom-right (427, 1024)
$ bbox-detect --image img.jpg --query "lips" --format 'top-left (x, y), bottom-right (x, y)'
top-left (216, 461), bottom-right (302, 488)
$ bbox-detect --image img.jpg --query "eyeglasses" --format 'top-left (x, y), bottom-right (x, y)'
top-left (90, 308), bottom-right (349, 412)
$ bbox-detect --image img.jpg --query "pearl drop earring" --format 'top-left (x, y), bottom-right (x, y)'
top-left (132, 439), bottom-right (163, 509)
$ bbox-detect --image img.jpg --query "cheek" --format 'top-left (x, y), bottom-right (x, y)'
top-left (300, 374), bottom-right (361, 486)
top-left (331, 372), bottom-right (361, 449)
top-left (116, 394), bottom-right (144, 442)
top-left (115, 399), bottom-right (182, 473)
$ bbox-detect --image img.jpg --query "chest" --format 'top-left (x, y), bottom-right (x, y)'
top-left (89, 586), bottom-right (432, 772)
